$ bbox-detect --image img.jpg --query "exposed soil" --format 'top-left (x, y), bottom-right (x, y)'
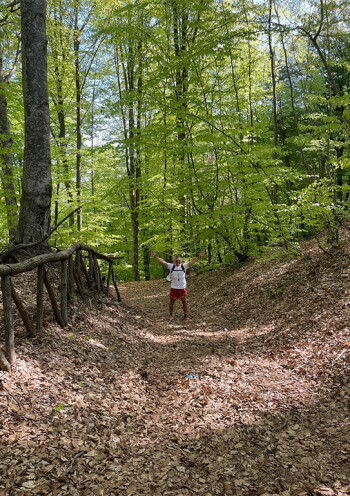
top-left (0, 236), bottom-right (349, 496)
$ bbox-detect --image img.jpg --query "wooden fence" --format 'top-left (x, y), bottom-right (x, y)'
top-left (0, 243), bottom-right (121, 372)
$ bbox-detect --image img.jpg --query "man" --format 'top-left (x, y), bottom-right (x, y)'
top-left (151, 249), bottom-right (206, 320)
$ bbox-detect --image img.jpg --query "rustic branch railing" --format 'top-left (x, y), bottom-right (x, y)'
top-left (0, 244), bottom-right (121, 372)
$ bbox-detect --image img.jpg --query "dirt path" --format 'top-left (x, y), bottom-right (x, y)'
top-left (1, 245), bottom-right (349, 496)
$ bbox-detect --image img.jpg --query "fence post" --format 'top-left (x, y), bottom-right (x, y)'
top-left (92, 254), bottom-right (100, 291)
top-left (61, 259), bottom-right (68, 326)
top-left (111, 265), bottom-right (121, 302)
top-left (75, 251), bottom-right (82, 284)
top-left (11, 282), bottom-right (36, 338)
top-left (88, 251), bottom-right (95, 289)
top-left (73, 253), bottom-right (85, 297)
top-left (80, 253), bottom-right (92, 288)
top-left (1, 275), bottom-right (15, 364)
top-left (96, 258), bottom-right (104, 293)
top-left (106, 262), bottom-right (112, 296)
top-left (44, 268), bottom-right (65, 327)
top-left (68, 255), bottom-right (74, 298)
top-left (37, 265), bottom-right (44, 334)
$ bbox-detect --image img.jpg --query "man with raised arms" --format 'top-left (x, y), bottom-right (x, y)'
top-left (151, 250), bottom-right (206, 320)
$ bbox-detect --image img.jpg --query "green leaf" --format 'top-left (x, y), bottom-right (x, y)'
top-left (54, 403), bottom-right (65, 412)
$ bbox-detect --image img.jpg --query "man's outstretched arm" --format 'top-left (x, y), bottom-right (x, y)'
top-left (187, 249), bottom-right (206, 268)
top-left (151, 250), bottom-right (169, 269)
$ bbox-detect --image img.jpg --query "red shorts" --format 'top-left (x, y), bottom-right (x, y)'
top-left (170, 288), bottom-right (187, 299)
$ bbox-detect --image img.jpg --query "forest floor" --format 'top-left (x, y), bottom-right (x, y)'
top-left (0, 236), bottom-right (350, 496)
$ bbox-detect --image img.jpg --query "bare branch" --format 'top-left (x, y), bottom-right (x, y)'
top-left (4, 33), bottom-right (20, 83)
top-left (0, 0), bottom-right (20, 23)
top-left (314, 0), bottom-right (324, 41)
top-left (297, 0), bottom-right (339, 96)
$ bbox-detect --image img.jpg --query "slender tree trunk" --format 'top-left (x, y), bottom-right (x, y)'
top-left (142, 245), bottom-right (150, 280)
top-left (161, 86), bottom-right (173, 259)
top-left (306, 35), bottom-right (338, 97)
top-left (74, 7), bottom-right (82, 232)
top-left (242, 1), bottom-right (254, 139)
top-left (54, 183), bottom-right (59, 231)
top-left (0, 62), bottom-right (18, 240)
top-left (172, 1), bottom-right (188, 226)
top-left (52, 8), bottom-right (74, 228)
top-left (274, 1), bottom-right (311, 176)
top-left (115, 43), bottom-right (140, 280)
top-left (91, 81), bottom-right (96, 234)
top-left (299, 0), bottom-right (344, 205)
top-left (17, 0), bottom-right (52, 244)
top-left (134, 44), bottom-right (143, 279)
top-left (268, 0), bottom-right (278, 149)
top-left (0, 24), bottom-right (20, 243)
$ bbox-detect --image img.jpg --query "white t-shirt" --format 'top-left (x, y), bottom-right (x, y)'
top-left (167, 262), bottom-right (189, 289)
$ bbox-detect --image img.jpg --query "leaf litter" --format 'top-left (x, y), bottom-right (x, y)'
top-left (0, 235), bottom-right (349, 495)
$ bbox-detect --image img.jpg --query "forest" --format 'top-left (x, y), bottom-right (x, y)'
top-left (1, 2), bottom-right (350, 495)
top-left (0, 0), bottom-right (349, 280)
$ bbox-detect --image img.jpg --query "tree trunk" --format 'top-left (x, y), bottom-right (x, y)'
top-left (17, 0), bottom-right (52, 244)
top-left (51, 5), bottom-right (74, 229)
top-left (274, 0), bottom-right (311, 176)
top-left (142, 245), bottom-right (151, 280)
top-left (36, 265), bottom-right (44, 334)
top-left (127, 47), bottom-right (140, 281)
top-left (0, 37), bottom-right (19, 242)
top-left (1, 274), bottom-right (15, 364)
top-left (268, 0), bottom-right (278, 149)
top-left (74, 8), bottom-right (82, 232)
top-left (172, 1), bottom-right (188, 228)
top-left (0, 88), bottom-right (18, 241)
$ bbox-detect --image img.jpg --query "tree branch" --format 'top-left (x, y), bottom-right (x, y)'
top-left (0, 207), bottom-right (82, 262)
top-left (314, 0), bottom-right (324, 41)
top-left (4, 33), bottom-right (21, 83)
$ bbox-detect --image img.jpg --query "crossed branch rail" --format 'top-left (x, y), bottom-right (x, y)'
top-left (0, 244), bottom-right (121, 372)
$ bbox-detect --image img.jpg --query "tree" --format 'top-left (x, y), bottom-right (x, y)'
top-left (16, 0), bottom-right (52, 244)
top-left (0, 0), bottom-right (347, 277)
top-left (111, 1), bottom-right (147, 280)
top-left (0, 2), bottom-right (20, 242)
top-left (47, 0), bottom-right (75, 231)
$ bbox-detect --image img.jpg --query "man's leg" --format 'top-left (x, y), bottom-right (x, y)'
top-left (169, 297), bottom-right (176, 317)
top-left (180, 296), bottom-right (188, 317)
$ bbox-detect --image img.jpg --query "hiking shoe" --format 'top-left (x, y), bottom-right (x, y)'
top-left (168, 314), bottom-right (173, 320)
top-left (183, 315), bottom-right (190, 321)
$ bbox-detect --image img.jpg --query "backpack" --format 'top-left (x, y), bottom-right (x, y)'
top-left (166, 264), bottom-right (186, 281)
